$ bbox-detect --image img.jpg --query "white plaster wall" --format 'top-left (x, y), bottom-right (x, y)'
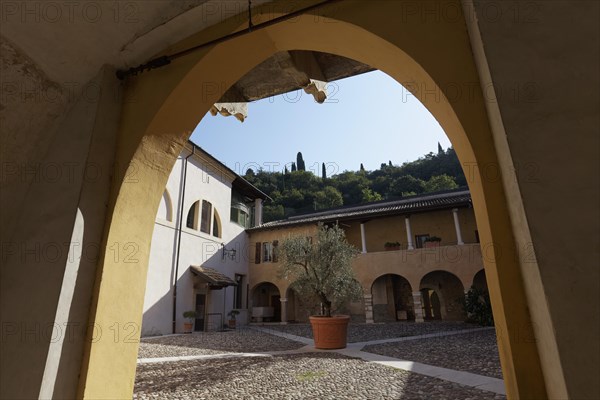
top-left (142, 149), bottom-right (251, 335)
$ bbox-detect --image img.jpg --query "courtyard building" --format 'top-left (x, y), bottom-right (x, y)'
top-left (142, 142), bottom-right (267, 335)
top-left (142, 146), bottom-right (489, 335)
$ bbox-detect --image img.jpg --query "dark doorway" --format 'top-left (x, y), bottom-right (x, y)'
top-left (194, 294), bottom-right (206, 331)
top-left (272, 295), bottom-right (281, 322)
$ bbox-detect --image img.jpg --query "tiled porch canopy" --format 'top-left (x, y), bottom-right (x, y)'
top-left (190, 265), bottom-right (237, 290)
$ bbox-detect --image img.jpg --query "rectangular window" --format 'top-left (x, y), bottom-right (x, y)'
top-left (272, 240), bottom-right (279, 263)
top-left (201, 200), bottom-right (212, 234)
top-left (230, 207), bottom-right (249, 228)
top-left (238, 210), bottom-right (248, 227)
top-left (255, 242), bottom-right (261, 264)
top-left (415, 234), bottom-right (430, 249)
top-left (262, 242), bottom-right (273, 262)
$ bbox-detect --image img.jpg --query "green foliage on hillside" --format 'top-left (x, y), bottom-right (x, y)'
top-left (245, 148), bottom-right (466, 222)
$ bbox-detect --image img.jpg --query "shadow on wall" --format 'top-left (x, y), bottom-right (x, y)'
top-left (142, 230), bottom-right (249, 336)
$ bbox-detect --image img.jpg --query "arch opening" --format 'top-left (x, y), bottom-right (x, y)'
top-left (371, 274), bottom-right (414, 322)
top-left (250, 282), bottom-right (281, 323)
top-left (473, 269), bottom-right (488, 292)
top-left (419, 270), bottom-right (465, 321)
top-left (158, 189), bottom-right (173, 222)
top-left (79, 8), bottom-right (546, 400)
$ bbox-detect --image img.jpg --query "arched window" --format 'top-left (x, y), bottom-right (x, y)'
top-left (186, 201), bottom-right (199, 229)
top-left (212, 209), bottom-right (221, 238)
top-left (158, 189), bottom-right (173, 222)
top-left (200, 200), bottom-right (212, 234)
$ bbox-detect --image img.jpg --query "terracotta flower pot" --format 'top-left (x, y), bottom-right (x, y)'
top-left (309, 315), bottom-right (350, 349)
top-left (183, 322), bottom-right (193, 333)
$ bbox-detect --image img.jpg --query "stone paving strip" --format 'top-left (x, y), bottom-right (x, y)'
top-left (251, 326), bottom-right (505, 396)
top-left (260, 321), bottom-right (481, 343)
top-left (134, 352), bottom-right (506, 400)
top-left (363, 329), bottom-right (503, 379)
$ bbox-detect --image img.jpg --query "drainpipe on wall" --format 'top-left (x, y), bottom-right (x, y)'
top-left (172, 145), bottom-right (195, 334)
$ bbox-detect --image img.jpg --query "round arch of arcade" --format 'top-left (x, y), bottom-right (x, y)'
top-left (77, 3), bottom-right (547, 399)
top-left (366, 268), bottom-right (487, 324)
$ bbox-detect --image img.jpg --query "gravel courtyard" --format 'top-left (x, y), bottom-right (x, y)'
top-left (363, 329), bottom-right (503, 379)
top-left (135, 352), bottom-right (505, 400)
top-left (134, 323), bottom-right (504, 399)
top-left (138, 330), bottom-right (305, 359)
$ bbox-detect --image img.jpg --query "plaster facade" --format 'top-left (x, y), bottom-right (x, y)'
top-left (141, 143), bottom-right (262, 336)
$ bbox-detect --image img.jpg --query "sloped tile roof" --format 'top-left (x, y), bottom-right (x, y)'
top-left (249, 188), bottom-right (471, 231)
top-left (190, 265), bottom-right (237, 287)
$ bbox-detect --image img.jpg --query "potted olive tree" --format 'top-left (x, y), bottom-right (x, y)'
top-left (182, 310), bottom-right (197, 333)
top-left (279, 223), bottom-right (361, 349)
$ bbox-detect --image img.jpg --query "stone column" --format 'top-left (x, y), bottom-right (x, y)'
top-left (364, 294), bottom-right (374, 323)
top-left (360, 222), bottom-right (367, 253)
top-left (405, 216), bottom-right (414, 250)
top-left (280, 297), bottom-right (288, 324)
top-left (254, 198), bottom-right (263, 226)
top-left (452, 208), bottom-right (464, 245)
top-left (412, 291), bottom-right (425, 323)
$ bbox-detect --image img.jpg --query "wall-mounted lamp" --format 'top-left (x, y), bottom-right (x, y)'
top-left (222, 244), bottom-right (236, 260)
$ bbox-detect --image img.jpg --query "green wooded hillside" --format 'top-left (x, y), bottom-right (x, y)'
top-left (244, 147), bottom-right (466, 222)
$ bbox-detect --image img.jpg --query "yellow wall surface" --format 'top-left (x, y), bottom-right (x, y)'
top-left (248, 217), bottom-right (483, 299)
top-left (343, 207), bottom-right (478, 252)
top-left (248, 224), bottom-right (318, 295)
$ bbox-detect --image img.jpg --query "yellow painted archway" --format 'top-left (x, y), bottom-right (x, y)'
top-left (78, 2), bottom-right (547, 399)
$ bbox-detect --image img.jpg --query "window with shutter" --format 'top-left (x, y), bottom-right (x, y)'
top-left (272, 240), bottom-right (279, 262)
top-left (262, 242), bottom-right (273, 262)
top-left (255, 242), bottom-right (261, 264)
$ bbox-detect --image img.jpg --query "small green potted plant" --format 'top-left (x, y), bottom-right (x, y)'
top-left (182, 310), bottom-right (197, 333)
top-left (384, 241), bottom-right (401, 251)
top-left (227, 310), bottom-right (240, 329)
top-left (424, 236), bottom-right (442, 248)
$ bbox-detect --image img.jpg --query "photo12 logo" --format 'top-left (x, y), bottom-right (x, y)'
top-left (1, 2), bottom-right (140, 24)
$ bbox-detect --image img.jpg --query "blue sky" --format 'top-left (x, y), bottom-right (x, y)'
top-left (190, 70), bottom-right (451, 176)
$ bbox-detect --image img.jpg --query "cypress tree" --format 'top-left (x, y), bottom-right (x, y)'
top-left (360, 163), bottom-right (365, 172)
top-left (297, 152), bottom-right (306, 171)
top-left (291, 162), bottom-right (297, 172)
top-left (438, 142), bottom-right (444, 154)
top-left (322, 163), bottom-right (327, 179)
